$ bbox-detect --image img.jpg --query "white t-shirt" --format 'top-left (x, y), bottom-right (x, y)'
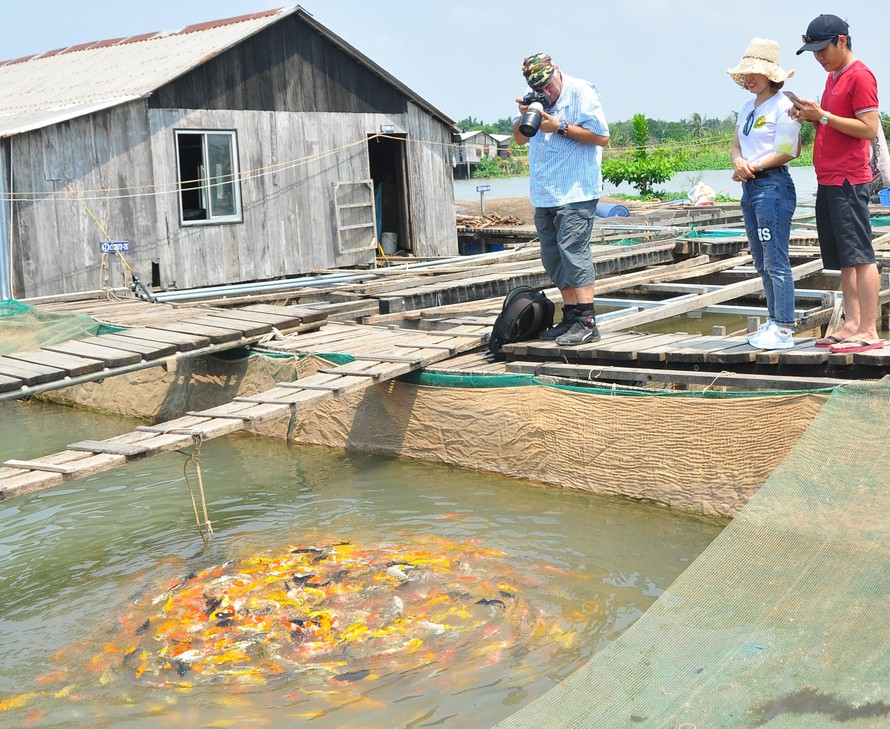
top-left (736, 92), bottom-right (800, 163)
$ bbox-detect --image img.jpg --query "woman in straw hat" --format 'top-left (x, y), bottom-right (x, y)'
top-left (728, 38), bottom-right (801, 350)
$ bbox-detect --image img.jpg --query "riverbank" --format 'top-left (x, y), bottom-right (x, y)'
top-left (454, 166), bottom-right (819, 208)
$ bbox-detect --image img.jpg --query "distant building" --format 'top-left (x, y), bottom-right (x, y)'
top-left (491, 134), bottom-right (513, 159)
top-left (0, 7), bottom-right (461, 298)
top-left (453, 130), bottom-right (503, 180)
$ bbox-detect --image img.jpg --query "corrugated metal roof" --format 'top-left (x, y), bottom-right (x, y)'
top-left (0, 7), bottom-right (296, 137)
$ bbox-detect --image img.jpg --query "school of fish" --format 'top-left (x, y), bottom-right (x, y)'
top-left (1, 536), bottom-right (587, 721)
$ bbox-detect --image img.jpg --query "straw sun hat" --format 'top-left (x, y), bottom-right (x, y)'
top-left (727, 38), bottom-right (794, 87)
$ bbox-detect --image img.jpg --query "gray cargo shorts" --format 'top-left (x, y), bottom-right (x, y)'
top-left (533, 199), bottom-right (597, 289)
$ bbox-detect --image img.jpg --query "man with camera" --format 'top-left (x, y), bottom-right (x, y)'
top-left (513, 53), bottom-right (610, 345)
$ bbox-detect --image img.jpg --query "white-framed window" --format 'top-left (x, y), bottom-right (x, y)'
top-left (175, 130), bottom-right (242, 225)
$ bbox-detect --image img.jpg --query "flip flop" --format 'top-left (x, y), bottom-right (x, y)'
top-left (828, 339), bottom-right (885, 353)
top-left (815, 334), bottom-right (845, 347)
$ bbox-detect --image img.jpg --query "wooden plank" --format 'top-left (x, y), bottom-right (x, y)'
top-left (135, 417), bottom-right (245, 439)
top-left (596, 332), bottom-right (699, 362)
top-left (577, 332), bottom-right (663, 361)
top-left (3, 453), bottom-right (125, 475)
top-left (150, 321), bottom-right (244, 344)
top-left (508, 362), bottom-right (849, 391)
top-left (395, 342), bottom-right (456, 352)
top-left (634, 333), bottom-right (706, 362)
top-left (5, 349), bottom-right (106, 378)
top-left (705, 337), bottom-right (761, 365)
top-left (43, 339), bottom-right (143, 367)
top-left (240, 303), bottom-right (328, 323)
top-left (235, 389), bottom-right (333, 405)
top-left (184, 315), bottom-right (272, 338)
top-left (353, 353), bottom-right (423, 363)
top-left (0, 356), bottom-right (67, 386)
top-left (122, 327), bottom-right (212, 352)
top-left (97, 431), bottom-right (197, 456)
top-left (598, 259), bottom-right (824, 334)
top-left (316, 362), bottom-right (386, 377)
top-left (186, 401), bottom-right (290, 421)
top-left (191, 311), bottom-right (281, 329)
top-left (665, 336), bottom-right (743, 364)
top-left (271, 329), bottom-right (383, 353)
top-left (205, 308), bottom-right (305, 328)
top-left (762, 344), bottom-right (829, 366)
top-left (0, 467), bottom-right (65, 499)
top-left (85, 333), bottom-right (178, 357)
top-left (66, 440), bottom-right (154, 457)
top-left (0, 373), bottom-right (23, 392)
top-left (276, 375), bottom-right (372, 392)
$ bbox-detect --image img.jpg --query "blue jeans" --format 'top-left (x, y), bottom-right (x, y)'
top-left (533, 200), bottom-right (598, 289)
top-left (740, 169), bottom-right (797, 326)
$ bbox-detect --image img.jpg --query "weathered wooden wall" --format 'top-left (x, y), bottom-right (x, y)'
top-left (148, 16), bottom-right (408, 115)
top-left (10, 102), bottom-right (458, 296)
top-left (147, 107), bottom-right (403, 289)
top-left (9, 102), bottom-right (158, 297)
top-left (407, 103), bottom-right (459, 259)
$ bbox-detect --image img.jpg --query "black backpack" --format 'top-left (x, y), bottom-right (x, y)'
top-left (487, 286), bottom-right (555, 359)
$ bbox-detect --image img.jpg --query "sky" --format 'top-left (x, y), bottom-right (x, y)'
top-left (2, 1), bottom-right (888, 126)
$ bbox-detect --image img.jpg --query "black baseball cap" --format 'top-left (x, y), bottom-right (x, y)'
top-left (797, 14), bottom-right (849, 55)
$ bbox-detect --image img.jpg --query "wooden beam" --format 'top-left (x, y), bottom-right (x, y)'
top-left (598, 259), bottom-right (823, 333)
top-left (507, 361), bottom-right (848, 391)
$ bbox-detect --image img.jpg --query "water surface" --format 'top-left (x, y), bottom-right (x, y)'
top-left (0, 400), bottom-right (723, 728)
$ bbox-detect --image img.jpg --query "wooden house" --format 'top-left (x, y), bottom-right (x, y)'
top-left (453, 130), bottom-right (502, 180)
top-left (0, 7), bottom-right (461, 299)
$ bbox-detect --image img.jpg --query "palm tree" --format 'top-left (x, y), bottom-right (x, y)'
top-left (689, 112), bottom-right (705, 139)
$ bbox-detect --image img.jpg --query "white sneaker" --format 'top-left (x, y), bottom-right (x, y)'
top-left (747, 320), bottom-right (776, 348)
top-left (750, 325), bottom-right (794, 350)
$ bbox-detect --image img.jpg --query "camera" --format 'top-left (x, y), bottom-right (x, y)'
top-left (518, 90), bottom-right (550, 137)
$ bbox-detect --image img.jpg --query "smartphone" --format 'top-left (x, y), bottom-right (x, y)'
top-left (783, 91), bottom-right (803, 106)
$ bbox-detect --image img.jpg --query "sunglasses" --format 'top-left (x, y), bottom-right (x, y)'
top-left (742, 110), bottom-right (755, 136)
top-left (802, 32), bottom-right (839, 44)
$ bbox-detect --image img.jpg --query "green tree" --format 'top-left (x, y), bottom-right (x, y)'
top-left (799, 120), bottom-right (815, 147)
top-left (689, 112), bottom-right (705, 139)
top-left (472, 156), bottom-right (506, 178)
top-left (602, 114), bottom-right (683, 196)
top-left (661, 121), bottom-right (687, 142)
top-left (493, 118), bottom-right (515, 135)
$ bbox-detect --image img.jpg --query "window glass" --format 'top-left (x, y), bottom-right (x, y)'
top-left (206, 133), bottom-right (237, 218)
top-left (175, 131), bottom-right (241, 224)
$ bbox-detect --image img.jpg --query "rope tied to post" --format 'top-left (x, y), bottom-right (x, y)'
top-left (180, 433), bottom-right (213, 542)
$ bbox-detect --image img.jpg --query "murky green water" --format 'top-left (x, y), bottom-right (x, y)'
top-left (0, 400), bottom-right (724, 728)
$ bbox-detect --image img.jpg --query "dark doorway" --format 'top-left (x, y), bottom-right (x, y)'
top-left (367, 134), bottom-right (410, 253)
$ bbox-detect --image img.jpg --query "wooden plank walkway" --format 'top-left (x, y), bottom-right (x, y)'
top-left (0, 322), bottom-right (488, 500)
top-left (501, 329), bottom-right (890, 380)
top-left (0, 303), bottom-right (326, 401)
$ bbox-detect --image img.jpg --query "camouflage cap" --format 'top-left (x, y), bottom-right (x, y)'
top-left (522, 53), bottom-right (555, 89)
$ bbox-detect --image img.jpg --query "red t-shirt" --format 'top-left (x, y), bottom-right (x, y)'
top-left (813, 59), bottom-right (879, 186)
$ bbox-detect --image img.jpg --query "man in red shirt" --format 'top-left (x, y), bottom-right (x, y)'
top-left (793, 14), bottom-right (884, 352)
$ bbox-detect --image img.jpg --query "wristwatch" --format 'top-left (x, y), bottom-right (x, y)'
top-left (557, 121), bottom-right (568, 136)
top-left (819, 113), bottom-right (830, 125)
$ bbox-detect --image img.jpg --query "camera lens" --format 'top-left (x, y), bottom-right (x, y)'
top-left (519, 102), bottom-right (544, 137)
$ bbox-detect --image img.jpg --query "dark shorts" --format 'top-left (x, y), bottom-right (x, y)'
top-left (533, 200), bottom-right (598, 289)
top-left (815, 181), bottom-right (875, 269)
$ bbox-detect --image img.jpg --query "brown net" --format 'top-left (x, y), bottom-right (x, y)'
top-left (257, 374), bottom-right (829, 519)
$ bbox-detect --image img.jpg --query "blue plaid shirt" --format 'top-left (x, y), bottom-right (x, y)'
top-left (524, 73), bottom-right (609, 207)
